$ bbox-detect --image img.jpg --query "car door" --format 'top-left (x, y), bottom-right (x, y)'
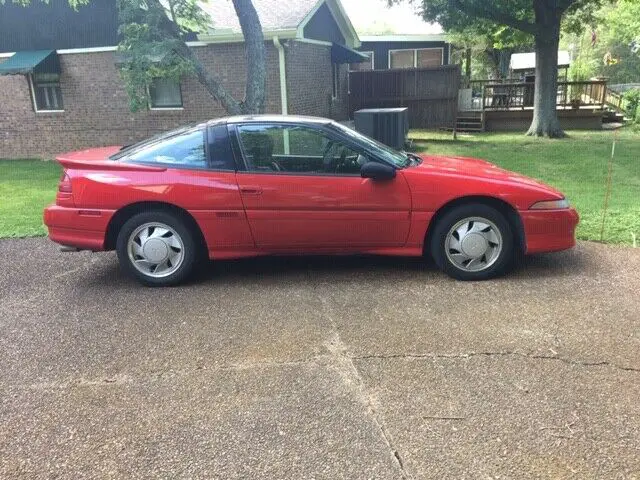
top-left (233, 122), bottom-right (411, 251)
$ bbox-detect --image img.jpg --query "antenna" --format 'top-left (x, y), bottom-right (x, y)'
top-left (599, 129), bottom-right (618, 242)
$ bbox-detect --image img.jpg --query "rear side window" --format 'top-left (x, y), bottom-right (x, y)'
top-left (208, 125), bottom-right (237, 171)
top-left (128, 129), bottom-right (206, 168)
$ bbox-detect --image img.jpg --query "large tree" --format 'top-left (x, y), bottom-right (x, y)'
top-left (4, 0), bottom-right (266, 114)
top-left (448, 24), bottom-right (533, 81)
top-left (564, 0), bottom-right (640, 84)
top-left (398, 0), bottom-right (605, 137)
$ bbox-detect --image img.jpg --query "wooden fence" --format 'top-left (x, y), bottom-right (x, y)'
top-left (348, 65), bottom-right (460, 129)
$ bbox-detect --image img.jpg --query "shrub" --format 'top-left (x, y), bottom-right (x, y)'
top-left (623, 88), bottom-right (640, 123)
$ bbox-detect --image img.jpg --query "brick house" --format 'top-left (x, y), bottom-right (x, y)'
top-left (0, 0), bottom-right (365, 158)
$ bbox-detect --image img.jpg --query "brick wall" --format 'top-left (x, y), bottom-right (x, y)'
top-left (284, 40), bottom-right (349, 121)
top-left (0, 43), bottom-right (283, 158)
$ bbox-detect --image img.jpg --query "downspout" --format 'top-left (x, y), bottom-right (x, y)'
top-left (273, 36), bottom-right (290, 154)
top-left (273, 36), bottom-right (288, 115)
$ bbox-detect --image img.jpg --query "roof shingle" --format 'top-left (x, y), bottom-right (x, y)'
top-left (201, 0), bottom-right (320, 34)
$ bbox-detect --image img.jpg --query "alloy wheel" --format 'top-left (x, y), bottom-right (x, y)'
top-left (444, 216), bottom-right (503, 272)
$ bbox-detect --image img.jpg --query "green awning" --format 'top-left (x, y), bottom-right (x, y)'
top-left (331, 43), bottom-right (370, 64)
top-left (0, 50), bottom-right (60, 75)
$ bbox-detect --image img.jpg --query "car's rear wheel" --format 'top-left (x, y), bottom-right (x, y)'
top-left (430, 204), bottom-right (514, 281)
top-left (116, 211), bottom-right (198, 287)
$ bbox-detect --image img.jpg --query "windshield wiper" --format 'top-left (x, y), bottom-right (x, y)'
top-left (403, 152), bottom-right (422, 167)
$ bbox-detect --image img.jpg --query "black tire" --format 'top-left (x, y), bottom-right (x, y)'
top-left (429, 204), bottom-right (514, 281)
top-left (116, 210), bottom-right (200, 287)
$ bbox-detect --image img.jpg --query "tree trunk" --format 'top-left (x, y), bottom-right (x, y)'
top-left (526, 5), bottom-right (565, 137)
top-left (143, 0), bottom-right (265, 115)
top-left (232, 0), bottom-right (266, 114)
top-left (465, 48), bottom-right (471, 85)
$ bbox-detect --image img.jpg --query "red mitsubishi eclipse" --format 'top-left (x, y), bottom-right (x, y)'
top-left (44, 115), bottom-right (579, 286)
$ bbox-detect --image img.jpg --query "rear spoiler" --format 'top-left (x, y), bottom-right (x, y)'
top-left (56, 157), bottom-right (167, 172)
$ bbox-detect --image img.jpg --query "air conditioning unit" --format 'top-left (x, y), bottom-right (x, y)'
top-left (354, 108), bottom-right (409, 150)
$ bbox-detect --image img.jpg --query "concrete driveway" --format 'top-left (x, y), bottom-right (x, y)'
top-left (1, 238), bottom-right (638, 479)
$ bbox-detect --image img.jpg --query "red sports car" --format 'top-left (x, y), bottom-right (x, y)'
top-left (44, 115), bottom-right (579, 286)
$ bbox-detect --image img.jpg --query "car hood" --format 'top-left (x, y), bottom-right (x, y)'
top-left (410, 154), bottom-right (564, 196)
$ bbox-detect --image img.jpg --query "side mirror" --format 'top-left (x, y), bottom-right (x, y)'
top-left (361, 161), bottom-right (396, 181)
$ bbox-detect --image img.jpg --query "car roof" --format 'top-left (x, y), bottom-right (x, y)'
top-left (208, 115), bottom-right (335, 127)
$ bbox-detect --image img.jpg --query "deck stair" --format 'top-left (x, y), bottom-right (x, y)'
top-left (442, 111), bottom-right (484, 133)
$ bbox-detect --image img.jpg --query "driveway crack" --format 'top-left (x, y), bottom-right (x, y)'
top-left (315, 293), bottom-right (412, 480)
top-left (351, 351), bottom-right (640, 373)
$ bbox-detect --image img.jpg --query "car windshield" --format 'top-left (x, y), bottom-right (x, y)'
top-left (330, 122), bottom-right (409, 168)
top-left (110, 124), bottom-right (197, 160)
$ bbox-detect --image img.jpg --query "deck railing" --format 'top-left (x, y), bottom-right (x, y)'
top-left (604, 88), bottom-right (629, 113)
top-left (480, 80), bottom-right (607, 110)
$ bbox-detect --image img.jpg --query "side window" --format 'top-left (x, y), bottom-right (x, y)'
top-left (208, 125), bottom-right (236, 171)
top-left (31, 73), bottom-right (64, 111)
top-left (236, 124), bottom-right (368, 175)
top-left (129, 129), bottom-right (206, 168)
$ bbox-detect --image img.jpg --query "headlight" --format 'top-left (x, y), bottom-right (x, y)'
top-left (530, 199), bottom-right (570, 210)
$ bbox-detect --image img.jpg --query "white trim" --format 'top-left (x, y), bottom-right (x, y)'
top-left (326, 0), bottom-right (360, 48)
top-left (2, 44), bottom-right (209, 58)
top-left (296, 0), bottom-right (360, 48)
top-left (353, 50), bottom-right (374, 70)
top-left (198, 29), bottom-right (297, 44)
top-left (27, 74), bottom-right (38, 112)
top-left (297, 0), bottom-right (325, 39)
top-left (388, 47), bottom-right (444, 69)
top-left (149, 107), bottom-right (184, 111)
top-left (56, 46), bottom-right (117, 54)
top-left (360, 34), bottom-right (446, 42)
top-left (273, 37), bottom-right (288, 116)
top-left (294, 38), bottom-right (332, 47)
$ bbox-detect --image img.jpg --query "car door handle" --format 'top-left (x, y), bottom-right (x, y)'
top-left (240, 187), bottom-right (263, 195)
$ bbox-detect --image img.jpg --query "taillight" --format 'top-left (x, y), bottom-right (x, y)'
top-left (58, 171), bottom-right (72, 193)
top-left (56, 170), bottom-right (74, 207)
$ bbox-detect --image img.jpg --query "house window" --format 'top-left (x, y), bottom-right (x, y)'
top-left (149, 77), bottom-right (183, 109)
top-left (416, 48), bottom-right (443, 67)
top-left (332, 63), bottom-right (339, 99)
top-left (30, 73), bottom-right (63, 111)
top-left (389, 49), bottom-right (415, 69)
top-left (389, 48), bottom-right (443, 69)
top-left (350, 51), bottom-right (374, 71)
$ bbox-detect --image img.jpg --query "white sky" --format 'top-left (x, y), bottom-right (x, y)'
top-left (340, 0), bottom-right (443, 35)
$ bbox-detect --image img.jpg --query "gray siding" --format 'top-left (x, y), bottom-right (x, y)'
top-left (359, 41), bottom-right (450, 70)
top-left (303, 3), bottom-right (345, 45)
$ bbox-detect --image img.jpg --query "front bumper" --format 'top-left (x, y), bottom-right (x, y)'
top-left (43, 205), bottom-right (115, 251)
top-left (521, 207), bottom-right (580, 254)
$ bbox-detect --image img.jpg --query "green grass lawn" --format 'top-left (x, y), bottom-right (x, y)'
top-left (409, 128), bottom-right (640, 245)
top-left (0, 129), bottom-right (638, 244)
top-left (0, 160), bottom-right (61, 238)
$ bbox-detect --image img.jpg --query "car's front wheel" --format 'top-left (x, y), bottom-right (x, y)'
top-left (116, 211), bottom-right (199, 287)
top-left (430, 204), bottom-right (514, 281)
